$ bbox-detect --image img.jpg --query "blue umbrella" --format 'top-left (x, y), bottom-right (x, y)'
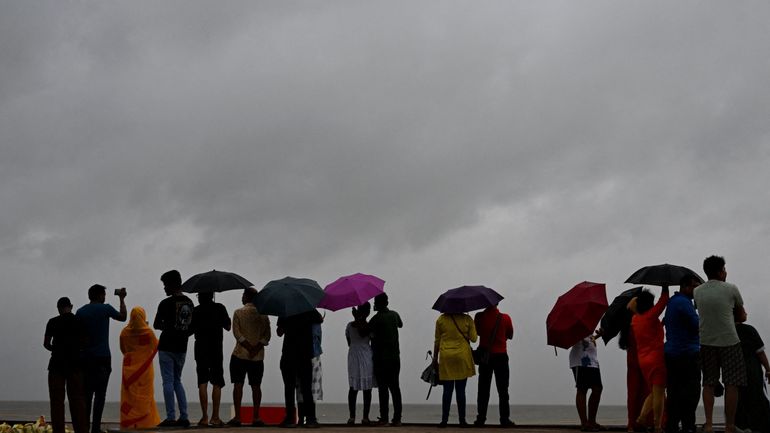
top-left (254, 276), bottom-right (325, 318)
top-left (432, 285), bottom-right (504, 314)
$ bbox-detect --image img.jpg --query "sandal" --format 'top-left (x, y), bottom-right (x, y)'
top-left (197, 419), bottom-right (209, 427)
top-left (346, 418), bottom-right (355, 426)
top-left (226, 418), bottom-right (242, 427)
top-left (209, 418), bottom-right (225, 428)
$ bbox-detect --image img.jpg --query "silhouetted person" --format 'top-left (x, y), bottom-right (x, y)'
top-left (76, 285), bottom-right (126, 433)
top-left (473, 303), bottom-right (515, 427)
top-left (190, 292), bottom-right (231, 427)
top-left (694, 255), bottom-right (747, 433)
top-left (664, 275), bottom-right (701, 433)
top-left (369, 293), bottom-right (403, 426)
top-left (346, 303), bottom-right (375, 426)
top-left (227, 288), bottom-right (270, 427)
top-left (569, 332), bottom-right (604, 432)
top-left (734, 308), bottom-right (770, 433)
top-left (45, 297), bottom-right (88, 433)
top-left (277, 309), bottom-right (323, 428)
top-left (153, 270), bottom-right (194, 427)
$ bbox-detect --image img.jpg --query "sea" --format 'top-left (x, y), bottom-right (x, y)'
top-left (0, 402), bottom-right (725, 426)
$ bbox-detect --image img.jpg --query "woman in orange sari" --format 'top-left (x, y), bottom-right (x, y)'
top-left (119, 307), bottom-right (161, 428)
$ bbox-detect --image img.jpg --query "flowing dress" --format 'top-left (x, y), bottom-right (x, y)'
top-left (346, 322), bottom-right (376, 390)
top-left (119, 307), bottom-right (161, 429)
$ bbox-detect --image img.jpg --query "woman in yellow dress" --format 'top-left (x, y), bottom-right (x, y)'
top-left (119, 307), bottom-right (161, 428)
top-left (433, 312), bottom-right (478, 427)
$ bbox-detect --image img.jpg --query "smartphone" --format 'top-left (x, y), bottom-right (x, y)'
top-left (114, 288), bottom-right (126, 296)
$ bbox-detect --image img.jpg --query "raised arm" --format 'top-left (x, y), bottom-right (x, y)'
top-left (650, 286), bottom-right (670, 317)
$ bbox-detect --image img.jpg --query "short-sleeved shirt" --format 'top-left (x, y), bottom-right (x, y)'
top-left (231, 304), bottom-right (271, 361)
top-left (76, 303), bottom-right (121, 358)
top-left (191, 302), bottom-right (230, 360)
top-left (369, 308), bottom-right (403, 363)
top-left (694, 280), bottom-right (744, 347)
top-left (277, 310), bottom-right (323, 360)
top-left (474, 307), bottom-right (514, 354)
top-left (664, 292), bottom-right (700, 356)
top-left (45, 313), bottom-right (85, 373)
top-left (155, 294), bottom-right (194, 353)
top-left (569, 337), bottom-right (599, 369)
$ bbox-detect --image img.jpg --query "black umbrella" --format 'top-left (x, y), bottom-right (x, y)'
top-left (625, 263), bottom-right (704, 287)
top-left (181, 270), bottom-right (253, 293)
top-left (432, 285), bottom-right (504, 314)
top-left (254, 276), bottom-right (325, 318)
top-left (600, 286), bottom-right (643, 344)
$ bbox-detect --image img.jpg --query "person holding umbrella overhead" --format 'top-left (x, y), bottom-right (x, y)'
top-left (433, 309), bottom-right (478, 427)
top-left (628, 286), bottom-right (669, 433)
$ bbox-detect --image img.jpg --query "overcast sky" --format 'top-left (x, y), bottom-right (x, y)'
top-left (2, 1), bottom-right (770, 410)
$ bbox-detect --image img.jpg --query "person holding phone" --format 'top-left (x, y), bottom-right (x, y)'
top-left (76, 284), bottom-right (127, 433)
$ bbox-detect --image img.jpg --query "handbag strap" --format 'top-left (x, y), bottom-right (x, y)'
top-left (449, 315), bottom-right (471, 341)
top-left (487, 313), bottom-right (502, 347)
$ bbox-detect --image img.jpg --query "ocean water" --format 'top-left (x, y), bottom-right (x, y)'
top-left (0, 401), bottom-right (724, 426)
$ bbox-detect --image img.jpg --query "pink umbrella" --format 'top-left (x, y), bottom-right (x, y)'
top-left (317, 273), bottom-right (385, 311)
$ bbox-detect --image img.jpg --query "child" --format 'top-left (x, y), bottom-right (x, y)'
top-left (569, 330), bottom-right (604, 431)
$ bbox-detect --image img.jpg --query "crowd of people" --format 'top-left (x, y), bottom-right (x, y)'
top-left (564, 255), bottom-right (770, 433)
top-left (42, 255), bottom-right (770, 432)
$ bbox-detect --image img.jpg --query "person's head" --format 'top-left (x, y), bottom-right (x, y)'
top-left (56, 297), bottom-right (73, 314)
top-left (678, 275), bottom-right (700, 298)
top-left (197, 292), bottom-right (214, 305)
top-left (352, 302), bottom-right (371, 320)
top-left (703, 255), bottom-right (727, 281)
top-left (734, 307), bottom-right (748, 324)
top-left (242, 287), bottom-right (257, 305)
top-left (635, 289), bottom-right (655, 314)
top-left (87, 284), bottom-right (107, 303)
top-left (128, 306), bottom-right (149, 329)
top-left (373, 293), bottom-right (389, 311)
top-left (160, 270), bottom-right (182, 295)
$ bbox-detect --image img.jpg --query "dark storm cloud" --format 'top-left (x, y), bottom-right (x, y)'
top-left (2, 1), bottom-right (770, 403)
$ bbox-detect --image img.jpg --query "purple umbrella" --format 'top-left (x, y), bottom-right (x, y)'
top-left (432, 285), bottom-right (504, 314)
top-left (317, 273), bottom-right (385, 311)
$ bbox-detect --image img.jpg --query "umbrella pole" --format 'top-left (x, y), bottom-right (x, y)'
top-left (554, 346), bottom-right (557, 356)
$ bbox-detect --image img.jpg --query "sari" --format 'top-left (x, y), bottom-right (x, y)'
top-left (119, 307), bottom-right (161, 428)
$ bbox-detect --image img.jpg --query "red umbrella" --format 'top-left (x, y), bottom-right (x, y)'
top-left (546, 281), bottom-right (608, 349)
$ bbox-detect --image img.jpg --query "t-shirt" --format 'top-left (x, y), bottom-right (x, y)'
top-left (474, 307), bottom-right (514, 354)
top-left (76, 303), bottom-right (121, 358)
top-left (191, 302), bottom-right (230, 360)
top-left (664, 292), bottom-right (700, 356)
top-left (154, 294), bottom-right (194, 353)
top-left (45, 313), bottom-right (85, 373)
top-left (694, 280), bottom-right (744, 347)
top-left (569, 337), bottom-right (599, 369)
top-left (369, 308), bottom-right (403, 362)
top-left (277, 310), bottom-right (323, 360)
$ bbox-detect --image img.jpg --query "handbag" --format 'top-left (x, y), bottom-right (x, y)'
top-left (472, 313), bottom-right (501, 365)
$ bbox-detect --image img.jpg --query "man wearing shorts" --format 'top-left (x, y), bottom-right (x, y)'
top-left (694, 255), bottom-right (747, 433)
top-left (569, 333), bottom-right (603, 432)
top-left (228, 288), bottom-right (271, 427)
top-left (190, 292), bottom-right (231, 426)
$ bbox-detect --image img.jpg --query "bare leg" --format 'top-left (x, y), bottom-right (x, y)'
top-left (251, 385), bottom-right (263, 422)
top-left (576, 390), bottom-right (588, 426)
top-left (588, 386), bottom-right (603, 425)
top-left (638, 394), bottom-right (653, 425)
top-left (211, 386), bottom-right (222, 423)
top-left (724, 385), bottom-right (739, 433)
top-left (198, 384), bottom-right (209, 425)
top-left (702, 385), bottom-right (714, 432)
top-left (231, 383), bottom-right (244, 423)
top-left (651, 385), bottom-right (664, 432)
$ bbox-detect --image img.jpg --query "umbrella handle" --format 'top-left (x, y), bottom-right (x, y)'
top-left (554, 346), bottom-right (557, 356)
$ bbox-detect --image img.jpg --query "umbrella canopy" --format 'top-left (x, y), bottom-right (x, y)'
top-left (546, 281), bottom-right (608, 349)
top-left (317, 273), bottom-right (385, 311)
top-left (600, 286), bottom-right (643, 344)
top-left (432, 285), bottom-right (504, 314)
top-left (181, 270), bottom-right (253, 293)
top-left (254, 276), bottom-right (325, 318)
top-left (625, 263), bottom-right (704, 287)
